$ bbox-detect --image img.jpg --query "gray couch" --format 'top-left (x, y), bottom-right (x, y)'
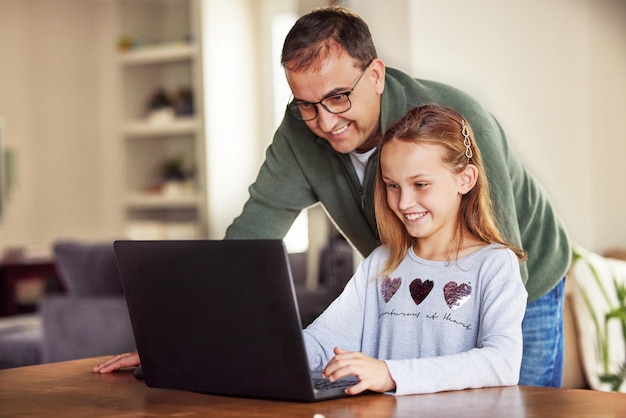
top-left (42, 241), bottom-right (136, 362)
top-left (0, 241), bottom-right (136, 368)
top-left (0, 314), bottom-right (42, 369)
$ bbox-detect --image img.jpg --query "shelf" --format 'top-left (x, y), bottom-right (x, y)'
top-left (125, 193), bottom-right (202, 209)
top-left (123, 117), bottom-right (199, 138)
top-left (119, 43), bottom-right (197, 66)
top-left (116, 0), bottom-right (206, 239)
top-left (125, 219), bottom-right (201, 240)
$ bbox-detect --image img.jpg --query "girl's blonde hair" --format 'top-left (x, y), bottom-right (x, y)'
top-left (374, 104), bottom-right (527, 276)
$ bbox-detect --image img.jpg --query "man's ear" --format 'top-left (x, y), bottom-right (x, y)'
top-left (459, 164), bottom-right (478, 195)
top-left (370, 58), bottom-right (386, 94)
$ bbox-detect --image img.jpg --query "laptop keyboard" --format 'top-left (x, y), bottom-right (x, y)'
top-left (312, 377), bottom-right (356, 391)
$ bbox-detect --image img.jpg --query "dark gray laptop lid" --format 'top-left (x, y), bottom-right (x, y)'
top-left (115, 239), bottom-right (348, 401)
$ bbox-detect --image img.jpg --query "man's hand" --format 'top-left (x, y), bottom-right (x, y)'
top-left (323, 347), bottom-right (396, 395)
top-left (92, 351), bottom-right (141, 374)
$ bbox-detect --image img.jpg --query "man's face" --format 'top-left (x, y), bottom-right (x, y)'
top-left (285, 51), bottom-right (385, 154)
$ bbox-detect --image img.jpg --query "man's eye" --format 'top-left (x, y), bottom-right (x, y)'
top-left (326, 94), bottom-right (347, 103)
top-left (298, 102), bottom-right (315, 109)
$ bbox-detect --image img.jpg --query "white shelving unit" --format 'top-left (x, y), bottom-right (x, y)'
top-left (118, 43), bottom-right (198, 66)
top-left (115, 0), bottom-right (206, 240)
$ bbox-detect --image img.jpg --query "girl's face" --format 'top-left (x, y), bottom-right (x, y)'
top-left (380, 140), bottom-right (472, 254)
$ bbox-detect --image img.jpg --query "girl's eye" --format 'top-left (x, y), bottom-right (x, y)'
top-left (386, 183), bottom-right (398, 190)
top-left (415, 182), bottom-right (427, 188)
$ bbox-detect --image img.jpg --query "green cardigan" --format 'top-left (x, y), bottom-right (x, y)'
top-left (225, 67), bottom-right (571, 302)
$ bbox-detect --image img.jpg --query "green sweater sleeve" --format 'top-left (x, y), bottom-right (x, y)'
top-left (225, 108), bottom-right (380, 257)
top-left (224, 115), bottom-right (319, 241)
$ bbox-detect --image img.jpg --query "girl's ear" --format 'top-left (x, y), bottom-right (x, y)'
top-left (459, 164), bottom-right (478, 195)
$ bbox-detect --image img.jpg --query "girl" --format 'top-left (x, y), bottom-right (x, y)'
top-left (303, 104), bottom-right (528, 395)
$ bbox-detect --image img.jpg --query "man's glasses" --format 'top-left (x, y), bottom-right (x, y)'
top-left (287, 60), bottom-right (373, 121)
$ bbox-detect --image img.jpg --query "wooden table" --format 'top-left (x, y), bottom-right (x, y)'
top-left (1, 356), bottom-right (624, 417)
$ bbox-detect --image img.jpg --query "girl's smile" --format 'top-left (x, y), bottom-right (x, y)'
top-left (404, 211), bottom-right (428, 222)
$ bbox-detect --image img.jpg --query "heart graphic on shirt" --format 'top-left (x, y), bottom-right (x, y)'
top-left (443, 281), bottom-right (472, 310)
top-left (409, 278), bottom-right (434, 305)
top-left (381, 277), bottom-right (402, 302)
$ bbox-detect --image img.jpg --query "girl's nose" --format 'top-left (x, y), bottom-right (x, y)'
top-left (398, 189), bottom-right (415, 211)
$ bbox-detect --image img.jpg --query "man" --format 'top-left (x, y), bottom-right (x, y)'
top-left (95, 6), bottom-right (570, 388)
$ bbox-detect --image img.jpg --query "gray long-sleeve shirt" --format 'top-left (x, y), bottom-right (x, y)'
top-left (303, 244), bottom-right (527, 395)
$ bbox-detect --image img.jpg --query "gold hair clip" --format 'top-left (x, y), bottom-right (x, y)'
top-left (462, 120), bottom-right (473, 160)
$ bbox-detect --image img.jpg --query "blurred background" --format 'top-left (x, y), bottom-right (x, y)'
top-left (0, 0), bottom-right (624, 280)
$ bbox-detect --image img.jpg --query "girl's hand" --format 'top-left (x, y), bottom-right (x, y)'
top-left (323, 347), bottom-right (396, 395)
top-left (92, 351), bottom-right (141, 374)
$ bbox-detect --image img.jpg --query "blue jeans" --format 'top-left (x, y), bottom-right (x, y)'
top-left (519, 277), bottom-right (565, 387)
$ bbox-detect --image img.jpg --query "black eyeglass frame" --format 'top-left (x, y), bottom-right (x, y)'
top-left (287, 59), bottom-right (374, 121)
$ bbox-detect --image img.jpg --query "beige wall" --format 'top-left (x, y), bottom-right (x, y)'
top-left (589, 0), bottom-right (626, 252)
top-left (0, 0), bottom-right (624, 256)
top-left (355, 0), bottom-right (626, 253)
top-left (0, 0), bottom-right (119, 253)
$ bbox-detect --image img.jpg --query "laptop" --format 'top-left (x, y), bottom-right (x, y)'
top-left (114, 239), bottom-right (357, 402)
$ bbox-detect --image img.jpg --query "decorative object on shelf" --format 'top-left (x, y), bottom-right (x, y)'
top-left (145, 86), bottom-right (194, 124)
top-left (117, 35), bottom-right (193, 52)
top-left (159, 156), bottom-right (194, 198)
top-left (146, 88), bottom-right (175, 125)
top-left (117, 35), bottom-right (136, 51)
top-left (172, 86), bottom-right (194, 116)
top-left (160, 156), bottom-right (191, 182)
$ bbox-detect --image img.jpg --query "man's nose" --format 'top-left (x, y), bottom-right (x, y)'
top-left (316, 105), bottom-right (339, 132)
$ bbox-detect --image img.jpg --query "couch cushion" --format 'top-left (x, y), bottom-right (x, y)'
top-left (41, 296), bottom-right (135, 363)
top-left (568, 246), bottom-right (626, 392)
top-left (53, 241), bottom-right (123, 296)
top-left (0, 314), bottom-right (42, 369)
